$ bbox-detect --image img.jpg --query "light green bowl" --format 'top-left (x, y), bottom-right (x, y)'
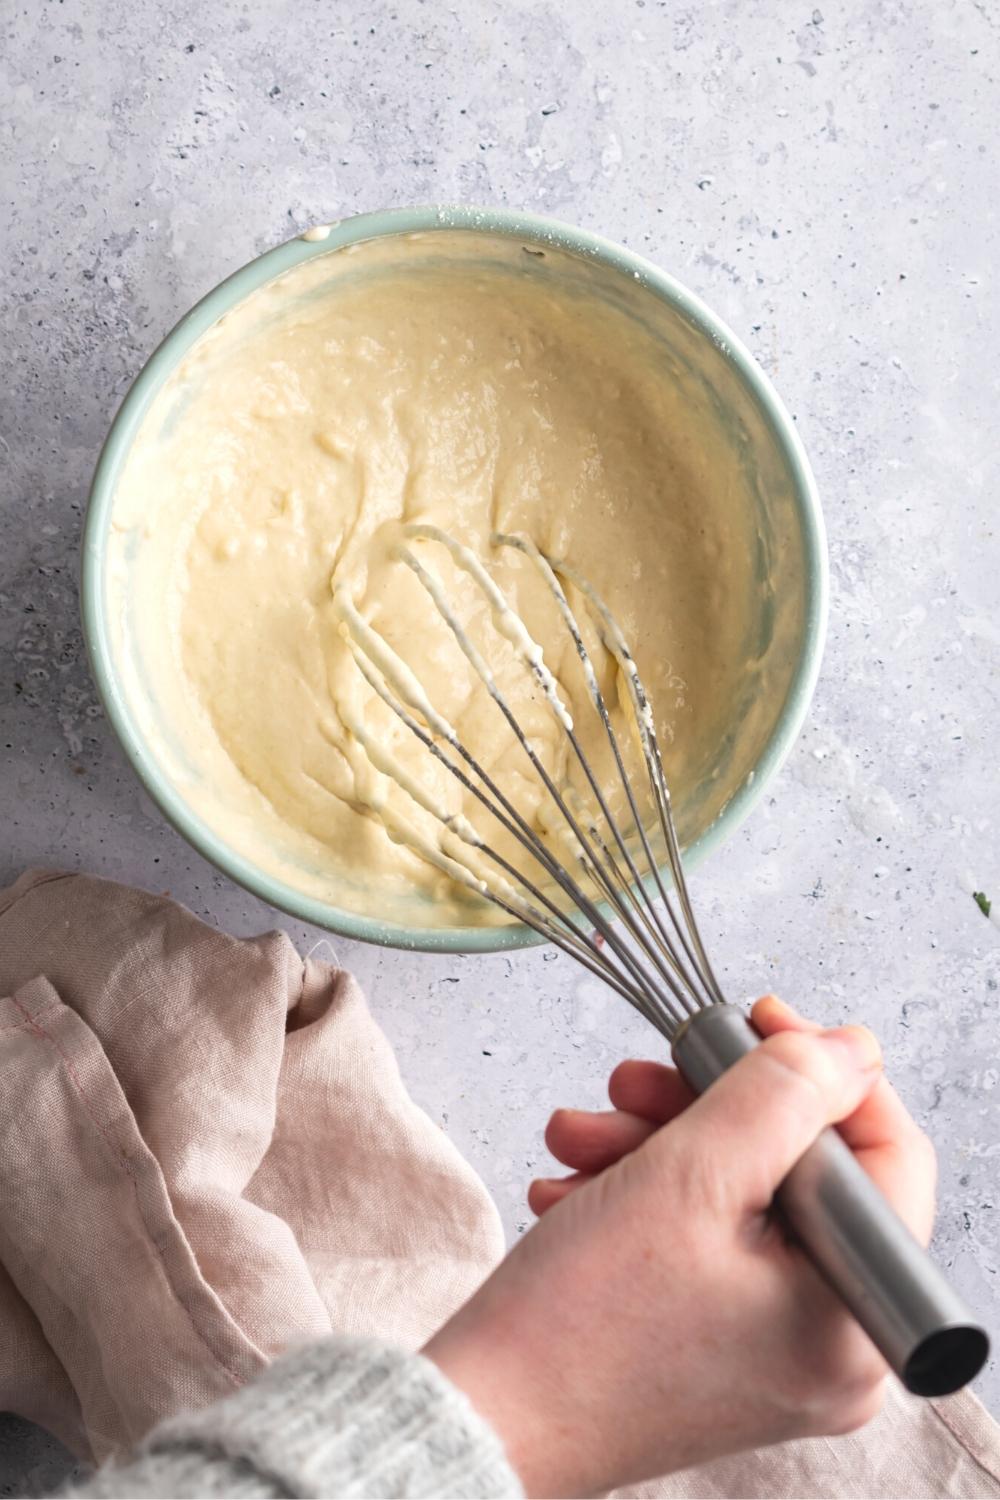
top-left (82, 204), bottom-right (827, 953)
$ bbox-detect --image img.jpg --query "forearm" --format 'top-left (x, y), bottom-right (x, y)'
top-left (70, 1337), bottom-right (521, 1500)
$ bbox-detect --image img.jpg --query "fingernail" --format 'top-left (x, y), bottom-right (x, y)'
top-left (824, 1025), bottom-right (882, 1072)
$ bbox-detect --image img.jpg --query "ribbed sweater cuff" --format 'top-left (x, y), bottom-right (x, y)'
top-left (142, 1336), bottom-right (521, 1499)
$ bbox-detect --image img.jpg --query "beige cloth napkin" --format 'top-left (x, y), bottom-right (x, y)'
top-left (0, 869), bottom-right (505, 1464)
top-left (0, 868), bottom-right (997, 1497)
top-left (617, 1383), bottom-right (1000, 1499)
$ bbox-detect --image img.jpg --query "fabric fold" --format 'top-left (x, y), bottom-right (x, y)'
top-left (0, 870), bottom-right (504, 1463)
top-left (0, 974), bottom-right (260, 1457)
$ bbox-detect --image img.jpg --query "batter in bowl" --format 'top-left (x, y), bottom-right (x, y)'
top-left (108, 232), bottom-right (764, 928)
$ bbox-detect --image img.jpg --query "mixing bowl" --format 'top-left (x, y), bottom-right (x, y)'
top-left (82, 205), bottom-right (827, 953)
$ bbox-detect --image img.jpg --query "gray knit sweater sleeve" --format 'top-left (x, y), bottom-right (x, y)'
top-left (69, 1338), bottom-right (522, 1499)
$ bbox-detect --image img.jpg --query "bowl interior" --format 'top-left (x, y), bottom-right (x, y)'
top-left (84, 210), bottom-right (824, 952)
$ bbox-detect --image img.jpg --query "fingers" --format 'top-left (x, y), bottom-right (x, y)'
top-left (750, 997), bottom-right (936, 1241)
top-left (535, 1000), bottom-right (933, 1244)
top-left (751, 993), bottom-right (820, 1036)
top-left (842, 1092), bottom-right (937, 1243)
top-left (530, 1064), bottom-right (691, 1220)
top-left (545, 1107), bottom-right (659, 1173)
top-left (673, 1022), bottom-right (884, 1213)
top-left (607, 1059), bottom-right (695, 1122)
top-left (528, 1172), bottom-right (591, 1216)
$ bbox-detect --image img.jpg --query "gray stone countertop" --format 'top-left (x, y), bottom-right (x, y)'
top-left (2, 0), bottom-right (998, 1489)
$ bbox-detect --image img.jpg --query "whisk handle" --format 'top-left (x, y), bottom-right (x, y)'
top-left (671, 1004), bottom-right (989, 1397)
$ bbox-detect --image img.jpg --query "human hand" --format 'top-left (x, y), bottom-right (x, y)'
top-left (424, 997), bottom-right (936, 1497)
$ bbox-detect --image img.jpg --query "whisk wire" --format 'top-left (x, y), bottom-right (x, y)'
top-left (554, 558), bottom-right (727, 1008)
top-left (332, 528), bottom-right (731, 1032)
top-left (337, 606), bottom-right (687, 1033)
top-left (404, 527), bottom-right (722, 1014)
top-left (394, 536), bottom-right (699, 1023)
top-left (494, 534), bottom-right (714, 1013)
top-left (332, 527), bottom-right (727, 1035)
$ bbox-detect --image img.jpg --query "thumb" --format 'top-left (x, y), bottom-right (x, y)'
top-left (672, 1025), bottom-right (883, 1214)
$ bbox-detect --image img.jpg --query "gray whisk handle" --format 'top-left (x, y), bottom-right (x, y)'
top-left (670, 1004), bottom-right (989, 1397)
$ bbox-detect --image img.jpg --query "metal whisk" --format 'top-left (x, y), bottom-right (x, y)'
top-left (335, 522), bottom-right (988, 1398)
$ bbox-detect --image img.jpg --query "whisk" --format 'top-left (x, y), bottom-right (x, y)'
top-left (335, 522), bottom-right (988, 1398)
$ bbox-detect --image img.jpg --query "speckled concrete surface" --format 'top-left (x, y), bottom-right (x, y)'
top-left (2, 0), bottom-right (998, 1489)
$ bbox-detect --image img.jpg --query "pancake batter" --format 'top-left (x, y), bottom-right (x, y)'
top-left (108, 233), bottom-right (759, 928)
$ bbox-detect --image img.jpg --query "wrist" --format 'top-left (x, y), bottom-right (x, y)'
top-left (424, 1296), bottom-right (587, 1498)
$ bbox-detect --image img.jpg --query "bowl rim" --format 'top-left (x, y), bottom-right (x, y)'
top-left (81, 203), bottom-right (828, 954)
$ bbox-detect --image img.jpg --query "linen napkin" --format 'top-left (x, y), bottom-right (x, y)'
top-left (0, 868), bottom-right (505, 1464)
